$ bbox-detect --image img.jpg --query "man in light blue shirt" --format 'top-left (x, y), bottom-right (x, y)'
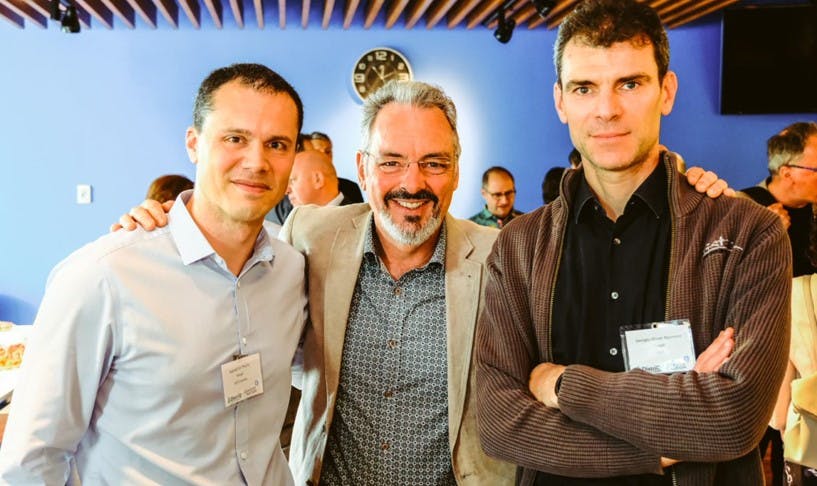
top-left (0, 63), bottom-right (308, 485)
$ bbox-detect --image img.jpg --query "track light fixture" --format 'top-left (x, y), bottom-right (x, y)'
top-left (530, 0), bottom-right (555, 19)
top-left (483, 0), bottom-right (516, 44)
top-left (493, 6), bottom-right (515, 44)
top-left (50, 0), bottom-right (81, 33)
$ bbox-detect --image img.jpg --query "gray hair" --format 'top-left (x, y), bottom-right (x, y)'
top-left (768, 121), bottom-right (817, 174)
top-left (359, 80), bottom-right (461, 162)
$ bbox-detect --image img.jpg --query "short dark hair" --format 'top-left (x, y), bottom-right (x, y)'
top-left (768, 121), bottom-right (817, 174)
top-left (146, 174), bottom-right (194, 203)
top-left (192, 63), bottom-right (303, 134)
top-left (482, 166), bottom-right (515, 187)
top-left (541, 167), bottom-right (565, 204)
top-left (554, 0), bottom-right (669, 85)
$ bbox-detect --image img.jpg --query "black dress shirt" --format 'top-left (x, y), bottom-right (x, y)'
top-left (536, 161), bottom-right (672, 486)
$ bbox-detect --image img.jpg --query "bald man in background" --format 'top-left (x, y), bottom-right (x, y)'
top-left (287, 150), bottom-right (346, 207)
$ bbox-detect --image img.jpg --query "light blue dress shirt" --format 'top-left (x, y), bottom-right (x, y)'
top-left (0, 192), bottom-right (307, 485)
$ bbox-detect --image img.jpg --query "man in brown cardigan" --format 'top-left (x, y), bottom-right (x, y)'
top-left (475, 1), bottom-right (791, 485)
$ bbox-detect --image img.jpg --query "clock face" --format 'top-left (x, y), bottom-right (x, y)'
top-left (352, 47), bottom-right (413, 101)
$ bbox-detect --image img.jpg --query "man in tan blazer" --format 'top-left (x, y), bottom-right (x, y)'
top-left (279, 80), bottom-right (513, 485)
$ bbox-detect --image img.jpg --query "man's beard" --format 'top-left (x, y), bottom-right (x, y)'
top-left (378, 188), bottom-right (442, 247)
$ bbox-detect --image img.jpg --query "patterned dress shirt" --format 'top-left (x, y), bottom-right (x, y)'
top-left (321, 220), bottom-right (455, 486)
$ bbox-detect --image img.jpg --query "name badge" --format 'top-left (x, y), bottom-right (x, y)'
top-left (221, 352), bottom-right (264, 407)
top-left (620, 319), bottom-right (696, 374)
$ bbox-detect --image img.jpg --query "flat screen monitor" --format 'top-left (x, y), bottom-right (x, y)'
top-left (720, 4), bottom-right (817, 114)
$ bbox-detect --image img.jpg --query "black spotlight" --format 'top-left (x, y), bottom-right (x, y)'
top-left (49, 0), bottom-right (61, 20)
top-left (530, 0), bottom-right (555, 19)
top-left (493, 7), bottom-right (515, 44)
top-left (61, 4), bottom-right (80, 33)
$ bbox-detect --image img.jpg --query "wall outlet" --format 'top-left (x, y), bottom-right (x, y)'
top-left (76, 184), bottom-right (92, 204)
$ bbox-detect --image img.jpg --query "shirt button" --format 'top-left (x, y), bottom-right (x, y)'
top-left (393, 287), bottom-right (401, 296)
top-left (240, 451), bottom-right (248, 460)
top-left (611, 291), bottom-right (620, 300)
top-left (387, 339), bottom-right (398, 349)
top-left (380, 441), bottom-right (390, 451)
top-left (384, 389), bottom-right (394, 398)
top-left (613, 237), bottom-right (621, 245)
top-left (609, 347), bottom-right (618, 356)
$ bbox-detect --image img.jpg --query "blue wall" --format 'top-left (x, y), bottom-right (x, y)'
top-left (0, 16), bottom-right (813, 323)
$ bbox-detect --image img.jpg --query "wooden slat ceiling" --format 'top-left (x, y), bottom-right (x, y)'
top-left (0, 0), bottom-right (757, 30)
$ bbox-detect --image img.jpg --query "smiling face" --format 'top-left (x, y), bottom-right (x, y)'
top-left (185, 80), bottom-right (299, 229)
top-left (554, 38), bottom-right (677, 177)
top-left (357, 102), bottom-right (459, 248)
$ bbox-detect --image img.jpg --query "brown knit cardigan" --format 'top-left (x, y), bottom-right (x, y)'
top-left (476, 155), bottom-right (792, 486)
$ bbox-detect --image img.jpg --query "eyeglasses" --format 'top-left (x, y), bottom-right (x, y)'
top-left (787, 164), bottom-right (817, 173)
top-left (486, 189), bottom-right (516, 200)
top-left (363, 152), bottom-right (453, 176)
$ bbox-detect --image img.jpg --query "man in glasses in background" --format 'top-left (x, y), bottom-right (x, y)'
top-left (741, 121), bottom-right (817, 277)
top-left (469, 166), bottom-right (524, 229)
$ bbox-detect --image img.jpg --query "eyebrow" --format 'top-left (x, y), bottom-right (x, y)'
top-left (564, 72), bottom-right (653, 91)
top-left (376, 150), bottom-right (452, 160)
top-left (222, 128), bottom-right (294, 144)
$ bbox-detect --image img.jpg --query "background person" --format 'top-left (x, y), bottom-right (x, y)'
top-left (469, 166), bottom-right (523, 228)
top-left (146, 174), bottom-right (193, 202)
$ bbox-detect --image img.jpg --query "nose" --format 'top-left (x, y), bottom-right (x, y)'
top-left (398, 161), bottom-right (427, 193)
top-left (244, 141), bottom-right (269, 171)
top-left (595, 87), bottom-right (622, 121)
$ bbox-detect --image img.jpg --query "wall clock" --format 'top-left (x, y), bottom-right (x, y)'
top-left (351, 47), bottom-right (413, 102)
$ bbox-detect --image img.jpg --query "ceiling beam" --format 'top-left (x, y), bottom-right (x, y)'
top-left (533, 0), bottom-right (579, 29)
top-left (177, 0), bottom-right (200, 27)
top-left (300, 0), bottom-right (308, 26)
top-left (252, 0), bottom-right (261, 27)
top-left (320, 0), bottom-right (332, 27)
top-left (342, 0), bottom-right (360, 28)
top-left (202, 0), bottom-right (222, 28)
top-left (384, 0), bottom-right (408, 28)
top-left (665, 0), bottom-right (738, 27)
top-left (0, 0), bottom-right (46, 27)
top-left (465, 0), bottom-right (503, 29)
top-left (0, 1), bottom-right (23, 27)
top-left (227, 0), bottom-right (242, 27)
top-left (151, 0), bottom-right (177, 27)
top-left (125, 0), bottom-right (156, 27)
top-left (362, 0), bottom-right (384, 28)
top-left (404, 0), bottom-right (432, 28)
top-left (100, 0), bottom-right (135, 27)
top-left (446, 0), bottom-right (480, 28)
top-left (424, 0), bottom-right (456, 29)
top-left (75, 0), bottom-right (114, 29)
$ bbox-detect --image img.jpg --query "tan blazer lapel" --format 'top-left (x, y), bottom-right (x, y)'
top-left (323, 211), bottom-right (370, 406)
top-left (443, 216), bottom-right (482, 451)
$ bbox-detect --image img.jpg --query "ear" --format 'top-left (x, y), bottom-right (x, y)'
top-left (312, 171), bottom-right (324, 189)
top-left (185, 127), bottom-right (199, 164)
top-left (553, 82), bottom-right (568, 124)
top-left (356, 151), bottom-right (367, 191)
top-left (660, 71), bottom-right (678, 116)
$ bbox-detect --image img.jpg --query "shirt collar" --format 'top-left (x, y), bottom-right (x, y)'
top-left (574, 158), bottom-right (668, 224)
top-left (326, 192), bottom-right (345, 207)
top-left (363, 215), bottom-right (447, 270)
top-left (169, 190), bottom-right (275, 268)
